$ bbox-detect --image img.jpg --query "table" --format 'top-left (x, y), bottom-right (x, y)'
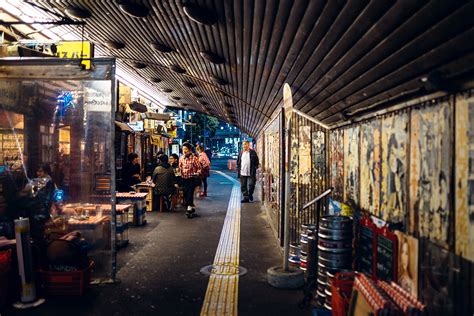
top-left (91, 193), bottom-right (148, 226)
top-left (62, 203), bottom-right (132, 248)
top-left (134, 183), bottom-right (155, 212)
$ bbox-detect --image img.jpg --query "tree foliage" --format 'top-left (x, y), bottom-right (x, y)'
top-left (183, 113), bottom-right (220, 144)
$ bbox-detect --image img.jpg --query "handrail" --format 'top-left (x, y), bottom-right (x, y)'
top-left (302, 188), bottom-right (333, 210)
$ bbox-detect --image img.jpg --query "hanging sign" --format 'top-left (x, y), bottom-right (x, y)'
top-left (55, 41), bottom-right (94, 69)
top-left (84, 81), bottom-right (111, 112)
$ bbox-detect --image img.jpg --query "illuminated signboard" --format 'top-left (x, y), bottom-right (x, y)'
top-left (127, 121), bottom-right (144, 132)
top-left (55, 41), bottom-right (94, 69)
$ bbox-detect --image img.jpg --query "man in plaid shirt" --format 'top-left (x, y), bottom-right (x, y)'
top-left (179, 143), bottom-right (201, 215)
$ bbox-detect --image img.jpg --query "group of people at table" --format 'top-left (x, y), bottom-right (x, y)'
top-left (122, 143), bottom-right (211, 215)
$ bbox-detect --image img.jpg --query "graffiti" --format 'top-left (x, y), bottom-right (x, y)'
top-left (380, 113), bottom-right (409, 222)
top-left (410, 101), bottom-right (452, 248)
top-left (360, 119), bottom-right (381, 214)
top-left (330, 129), bottom-right (344, 200)
top-left (344, 126), bottom-right (359, 205)
top-left (455, 93), bottom-right (474, 260)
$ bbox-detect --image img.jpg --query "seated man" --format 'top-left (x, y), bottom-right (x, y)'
top-left (152, 155), bottom-right (176, 211)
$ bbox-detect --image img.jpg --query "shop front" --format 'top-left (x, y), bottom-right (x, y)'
top-left (0, 58), bottom-right (117, 305)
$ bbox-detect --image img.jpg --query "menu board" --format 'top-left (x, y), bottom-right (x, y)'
top-left (358, 218), bottom-right (376, 276)
top-left (0, 132), bottom-right (26, 171)
top-left (375, 227), bottom-right (398, 282)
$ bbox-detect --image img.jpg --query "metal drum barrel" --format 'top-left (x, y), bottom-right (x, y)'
top-left (315, 216), bottom-right (353, 309)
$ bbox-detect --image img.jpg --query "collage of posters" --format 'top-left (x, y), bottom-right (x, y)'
top-left (409, 101), bottom-right (452, 248)
top-left (344, 126), bottom-right (360, 204)
top-left (380, 113), bottom-right (409, 223)
top-left (312, 130), bottom-right (326, 193)
top-left (330, 129), bottom-right (344, 200)
top-left (360, 119), bottom-right (381, 214)
top-left (298, 125), bottom-right (312, 185)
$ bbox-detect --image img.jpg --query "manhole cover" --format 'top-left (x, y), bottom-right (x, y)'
top-left (200, 264), bottom-right (248, 276)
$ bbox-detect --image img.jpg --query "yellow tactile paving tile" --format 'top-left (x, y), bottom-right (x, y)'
top-left (201, 175), bottom-right (241, 316)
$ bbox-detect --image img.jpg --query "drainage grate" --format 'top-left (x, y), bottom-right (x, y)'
top-left (200, 264), bottom-right (248, 277)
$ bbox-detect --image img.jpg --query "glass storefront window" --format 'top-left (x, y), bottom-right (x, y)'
top-left (0, 58), bottom-right (116, 281)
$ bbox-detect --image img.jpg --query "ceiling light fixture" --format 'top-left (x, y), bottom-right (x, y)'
top-left (160, 88), bottom-right (173, 93)
top-left (200, 51), bottom-right (224, 64)
top-left (149, 41), bottom-right (174, 53)
top-left (182, 81), bottom-right (196, 88)
top-left (104, 40), bottom-right (125, 49)
top-left (210, 75), bottom-right (228, 85)
top-left (192, 92), bottom-right (203, 98)
top-left (118, 2), bottom-right (150, 18)
top-left (150, 78), bottom-right (162, 83)
top-left (170, 65), bottom-right (186, 74)
top-left (65, 6), bottom-right (92, 19)
top-left (131, 62), bottom-right (147, 69)
top-left (182, 4), bottom-right (217, 25)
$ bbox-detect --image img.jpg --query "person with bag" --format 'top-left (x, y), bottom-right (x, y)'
top-left (179, 143), bottom-right (202, 218)
top-left (196, 145), bottom-right (211, 197)
top-left (152, 155), bottom-right (176, 211)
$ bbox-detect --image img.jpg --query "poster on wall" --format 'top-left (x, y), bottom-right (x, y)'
top-left (299, 126), bottom-right (311, 185)
top-left (409, 100), bottom-right (452, 248)
top-left (394, 231), bottom-right (419, 298)
top-left (344, 125), bottom-right (360, 205)
top-left (330, 129), bottom-right (344, 200)
top-left (360, 119), bottom-right (381, 214)
top-left (312, 130), bottom-right (326, 193)
top-left (455, 92), bottom-right (474, 261)
top-left (380, 113), bottom-right (409, 223)
top-left (419, 240), bottom-right (456, 315)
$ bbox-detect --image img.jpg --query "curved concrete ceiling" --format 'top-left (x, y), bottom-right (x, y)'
top-left (9, 0), bottom-right (474, 135)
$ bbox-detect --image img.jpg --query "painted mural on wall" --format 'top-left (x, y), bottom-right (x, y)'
top-left (360, 119), bottom-right (381, 214)
top-left (312, 130), bottom-right (326, 192)
top-left (298, 125), bottom-right (312, 185)
top-left (409, 101), bottom-right (452, 248)
top-left (330, 129), bottom-right (344, 200)
top-left (344, 126), bottom-right (360, 205)
top-left (380, 113), bottom-right (409, 223)
top-left (455, 93), bottom-right (474, 261)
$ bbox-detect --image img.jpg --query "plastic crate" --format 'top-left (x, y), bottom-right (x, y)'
top-left (331, 272), bottom-right (355, 316)
top-left (38, 260), bottom-right (94, 296)
top-left (0, 249), bottom-right (12, 307)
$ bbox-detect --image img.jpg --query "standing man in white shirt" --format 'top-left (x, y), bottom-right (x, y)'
top-left (237, 140), bottom-right (259, 203)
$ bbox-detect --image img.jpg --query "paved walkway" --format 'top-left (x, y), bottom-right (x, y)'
top-left (7, 171), bottom-right (308, 316)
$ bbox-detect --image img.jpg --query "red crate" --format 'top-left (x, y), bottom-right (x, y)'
top-left (331, 272), bottom-right (355, 316)
top-left (0, 249), bottom-right (12, 307)
top-left (38, 260), bottom-right (94, 296)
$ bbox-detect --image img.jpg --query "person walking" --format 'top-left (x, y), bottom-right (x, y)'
top-left (152, 155), bottom-right (176, 211)
top-left (237, 140), bottom-right (259, 203)
top-left (179, 143), bottom-right (202, 217)
top-left (196, 145), bottom-right (211, 197)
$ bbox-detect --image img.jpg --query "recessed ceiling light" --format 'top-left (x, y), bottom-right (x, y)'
top-left (104, 40), bottom-right (125, 49)
top-left (131, 62), bottom-right (146, 69)
top-left (192, 92), bottom-right (203, 98)
top-left (200, 51), bottom-right (224, 64)
top-left (419, 76), bottom-right (429, 83)
top-left (160, 88), bottom-right (173, 93)
top-left (182, 81), bottom-right (196, 88)
top-left (182, 4), bottom-right (217, 25)
top-left (171, 96), bottom-right (181, 100)
top-left (118, 2), bottom-right (150, 18)
top-left (170, 65), bottom-right (186, 74)
top-left (149, 41), bottom-right (174, 53)
top-left (65, 6), bottom-right (92, 19)
top-left (210, 75), bottom-right (228, 85)
top-left (150, 78), bottom-right (162, 83)
top-left (198, 100), bottom-right (209, 106)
